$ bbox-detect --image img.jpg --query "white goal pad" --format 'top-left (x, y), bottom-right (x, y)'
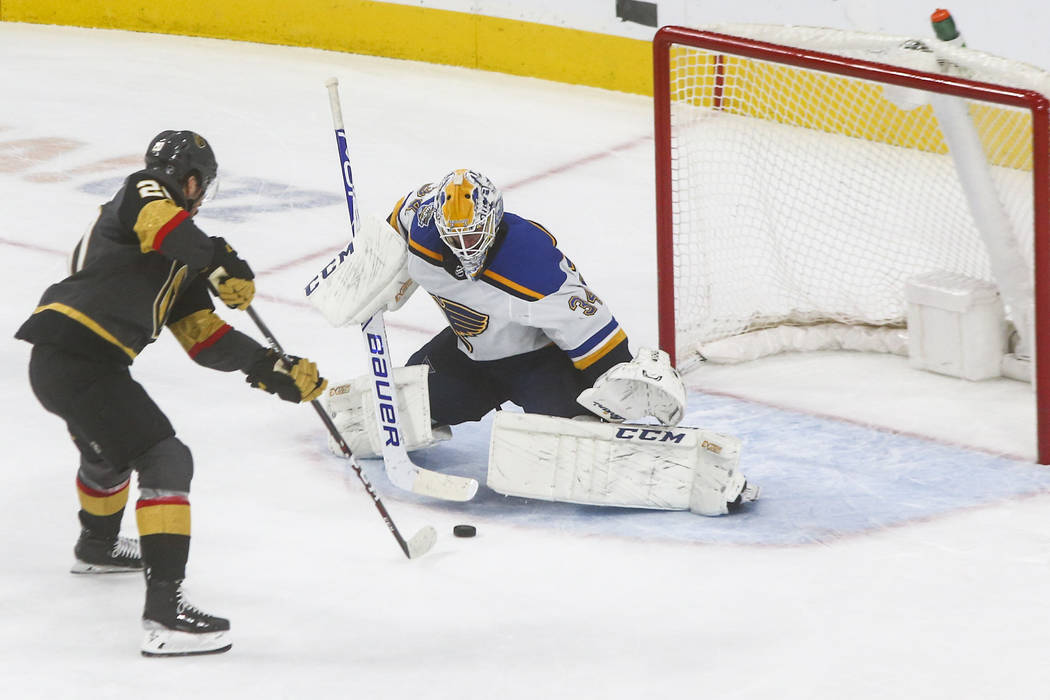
top-left (487, 412), bottom-right (750, 516)
top-left (325, 365), bottom-right (451, 459)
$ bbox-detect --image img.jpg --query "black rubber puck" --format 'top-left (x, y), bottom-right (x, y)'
top-left (453, 524), bottom-right (477, 538)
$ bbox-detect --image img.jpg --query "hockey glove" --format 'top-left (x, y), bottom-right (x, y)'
top-left (246, 348), bottom-right (328, 403)
top-left (306, 215), bottom-right (417, 327)
top-left (207, 237), bottom-right (256, 310)
top-left (577, 348), bottom-right (686, 425)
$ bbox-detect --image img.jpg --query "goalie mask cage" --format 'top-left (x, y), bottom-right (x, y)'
top-left (652, 25), bottom-right (1050, 463)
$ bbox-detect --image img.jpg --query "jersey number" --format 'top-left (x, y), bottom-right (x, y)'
top-left (568, 289), bottom-right (603, 316)
top-left (137, 179), bottom-right (170, 200)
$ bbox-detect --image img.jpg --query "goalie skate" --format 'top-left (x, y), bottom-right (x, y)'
top-left (728, 481), bottom-right (760, 513)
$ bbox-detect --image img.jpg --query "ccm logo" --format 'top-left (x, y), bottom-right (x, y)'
top-left (304, 240), bottom-right (354, 296)
top-left (614, 427), bottom-right (685, 443)
top-left (367, 333), bottom-right (401, 447)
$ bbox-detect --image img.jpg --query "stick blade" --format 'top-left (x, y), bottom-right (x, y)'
top-left (410, 469), bottom-right (479, 502)
top-left (406, 526), bottom-right (437, 559)
top-left (385, 454), bottom-right (479, 502)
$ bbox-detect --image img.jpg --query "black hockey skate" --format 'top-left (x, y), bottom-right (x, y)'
top-left (141, 579), bottom-right (232, 657)
top-left (70, 528), bottom-right (143, 574)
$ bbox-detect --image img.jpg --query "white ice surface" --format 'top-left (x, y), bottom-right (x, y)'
top-left (2, 22), bottom-right (1050, 700)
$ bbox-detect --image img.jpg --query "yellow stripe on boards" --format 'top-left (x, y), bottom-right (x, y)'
top-left (3, 3), bottom-right (1033, 166)
top-left (1, 1), bottom-right (652, 95)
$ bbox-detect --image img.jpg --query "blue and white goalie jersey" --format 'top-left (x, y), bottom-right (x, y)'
top-left (388, 183), bottom-right (628, 377)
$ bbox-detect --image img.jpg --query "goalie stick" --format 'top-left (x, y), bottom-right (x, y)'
top-left (244, 304), bottom-right (436, 560)
top-left (323, 77), bottom-right (479, 502)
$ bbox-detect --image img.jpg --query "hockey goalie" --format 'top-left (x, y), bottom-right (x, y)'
top-left (311, 169), bottom-right (759, 515)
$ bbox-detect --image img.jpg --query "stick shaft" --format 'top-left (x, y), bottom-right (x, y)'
top-left (323, 78), bottom-right (451, 496)
top-left (245, 305), bottom-right (414, 559)
top-left (326, 78), bottom-right (360, 237)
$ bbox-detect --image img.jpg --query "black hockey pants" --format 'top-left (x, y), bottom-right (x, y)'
top-left (29, 345), bottom-right (174, 468)
top-left (406, 327), bottom-right (591, 425)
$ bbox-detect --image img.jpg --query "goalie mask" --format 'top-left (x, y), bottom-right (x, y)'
top-left (434, 169), bottom-right (503, 280)
top-left (145, 130), bottom-right (219, 207)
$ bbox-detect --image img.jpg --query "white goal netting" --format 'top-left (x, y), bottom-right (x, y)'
top-left (662, 24), bottom-right (1050, 366)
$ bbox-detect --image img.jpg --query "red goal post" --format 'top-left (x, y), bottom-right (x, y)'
top-left (652, 25), bottom-right (1050, 463)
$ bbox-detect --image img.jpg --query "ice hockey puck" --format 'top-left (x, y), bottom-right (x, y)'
top-left (453, 524), bottom-right (477, 538)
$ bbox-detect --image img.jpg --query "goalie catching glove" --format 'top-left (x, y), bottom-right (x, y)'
top-left (246, 348), bottom-right (327, 403)
top-left (207, 237), bottom-right (256, 310)
top-left (306, 215), bottom-right (417, 327)
top-left (577, 347), bottom-right (686, 425)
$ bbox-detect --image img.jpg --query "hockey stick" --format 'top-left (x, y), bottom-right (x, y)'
top-left (324, 77), bottom-right (479, 502)
top-left (243, 304), bottom-right (436, 560)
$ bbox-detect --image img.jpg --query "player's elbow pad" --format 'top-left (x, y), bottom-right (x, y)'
top-left (305, 214), bottom-right (417, 327)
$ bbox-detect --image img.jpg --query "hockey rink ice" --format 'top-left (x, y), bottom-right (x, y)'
top-left (3, 21), bottom-right (1050, 699)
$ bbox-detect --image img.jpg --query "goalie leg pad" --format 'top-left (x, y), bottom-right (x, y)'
top-left (688, 431), bottom-right (747, 516)
top-left (325, 365), bottom-right (451, 458)
top-left (486, 413), bottom-right (751, 516)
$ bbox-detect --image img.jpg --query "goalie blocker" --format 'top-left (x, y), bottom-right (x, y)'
top-left (488, 412), bottom-right (758, 516)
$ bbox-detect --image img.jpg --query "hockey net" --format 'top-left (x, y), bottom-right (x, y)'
top-left (653, 24), bottom-right (1050, 460)
top-left (651, 23), bottom-right (1050, 455)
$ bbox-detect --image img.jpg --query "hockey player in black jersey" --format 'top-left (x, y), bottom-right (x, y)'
top-left (16, 130), bottom-right (327, 657)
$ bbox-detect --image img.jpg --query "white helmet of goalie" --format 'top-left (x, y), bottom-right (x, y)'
top-left (434, 168), bottom-right (504, 280)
